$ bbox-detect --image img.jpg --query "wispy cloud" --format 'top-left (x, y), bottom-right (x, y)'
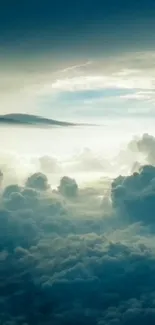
top-left (2, 51), bottom-right (155, 117)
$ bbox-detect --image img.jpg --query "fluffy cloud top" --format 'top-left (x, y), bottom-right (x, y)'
top-left (1, 132), bottom-right (155, 324)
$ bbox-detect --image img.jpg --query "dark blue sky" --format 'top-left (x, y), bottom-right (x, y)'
top-left (1, 0), bottom-right (155, 59)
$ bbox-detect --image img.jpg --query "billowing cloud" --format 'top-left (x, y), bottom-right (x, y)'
top-left (58, 176), bottom-right (78, 197)
top-left (111, 164), bottom-right (155, 224)
top-left (1, 136), bottom-right (155, 323)
top-left (129, 133), bottom-right (155, 165)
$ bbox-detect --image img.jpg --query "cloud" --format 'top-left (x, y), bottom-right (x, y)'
top-left (59, 61), bottom-right (93, 74)
top-left (1, 140), bottom-right (155, 324)
top-left (67, 148), bottom-right (109, 173)
top-left (36, 51), bottom-right (155, 118)
top-left (39, 156), bottom-right (61, 174)
top-left (111, 164), bottom-right (155, 224)
top-left (120, 90), bottom-right (155, 101)
top-left (2, 50), bottom-right (155, 117)
top-left (129, 133), bottom-right (155, 165)
top-left (58, 176), bottom-right (78, 197)
top-left (25, 172), bottom-right (50, 191)
top-left (3, 47), bottom-right (155, 322)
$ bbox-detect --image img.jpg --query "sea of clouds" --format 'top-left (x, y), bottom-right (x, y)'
top-left (1, 130), bottom-right (155, 324)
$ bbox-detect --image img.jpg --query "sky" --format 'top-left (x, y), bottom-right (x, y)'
top-left (1, 1), bottom-right (155, 120)
top-left (3, 3), bottom-right (155, 324)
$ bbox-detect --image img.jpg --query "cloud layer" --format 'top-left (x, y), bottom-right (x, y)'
top-left (1, 133), bottom-right (155, 324)
top-left (2, 51), bottom-right (155, 118)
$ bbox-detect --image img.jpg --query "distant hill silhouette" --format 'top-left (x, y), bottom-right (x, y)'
top-left (0, 114), bottom-right (76, 127)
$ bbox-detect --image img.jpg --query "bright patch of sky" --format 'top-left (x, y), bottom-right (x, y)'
top-left (2, 51), bottom-right (155, 120)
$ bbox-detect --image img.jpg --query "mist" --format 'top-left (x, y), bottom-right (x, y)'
top-left (1, 117), bottom-right (154, 186)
